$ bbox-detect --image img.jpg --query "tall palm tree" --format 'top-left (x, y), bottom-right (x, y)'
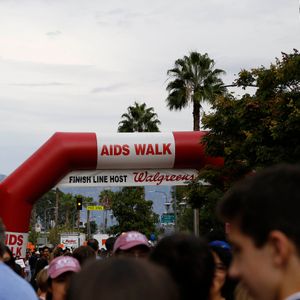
top-left (166, 52), bottom-right (226, 130)
top-left (118, 102), bottom-right (161, 132)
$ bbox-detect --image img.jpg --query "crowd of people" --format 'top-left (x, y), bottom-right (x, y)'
top-left (1, 163), bottom-right (300, 300)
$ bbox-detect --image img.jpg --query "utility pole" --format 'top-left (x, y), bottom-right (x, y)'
top-left (194, 209), bottom-right (200, 236)
top-left (77, 210), bottom-right (80, 230)
top-left (173, 186), bottom-right (177, 232)
top-left (87, 209), bottom-right (91, 239)
top-left (55, 188), bottom-right (59, 227)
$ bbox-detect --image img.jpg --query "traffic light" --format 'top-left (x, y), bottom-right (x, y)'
top-left (76, 197), bottom-right (83, 210)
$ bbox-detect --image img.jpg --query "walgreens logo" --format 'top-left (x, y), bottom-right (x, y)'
top-left (133, 171), bottom-right (195, 186)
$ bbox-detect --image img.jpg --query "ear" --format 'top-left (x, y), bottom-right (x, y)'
top-left (268, 230), bottom-right (294, 266)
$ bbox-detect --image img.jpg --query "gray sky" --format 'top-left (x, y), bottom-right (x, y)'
top-left (0, 0), bottom-right (299, 175)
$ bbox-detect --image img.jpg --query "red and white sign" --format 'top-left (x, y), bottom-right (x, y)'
top-left (0, 131), bottom-right (223, 241)
top-left (97, 133), bottom-right (175, 169)
top-left (5, 232), bottom-right (28, 258)
top-left (58, 169), bottom-right (198, 187)
top-left (60, 235), bottom-right (79, 249)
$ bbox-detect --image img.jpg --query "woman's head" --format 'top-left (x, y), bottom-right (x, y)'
top-left (47, 256), bottom-right (80, 300)
top-left (150, 233), bottom-right (215, 300)
top-left (209, 241), bottom-right (237, 300)
top-left (67, 257), bottom-right (179, 300)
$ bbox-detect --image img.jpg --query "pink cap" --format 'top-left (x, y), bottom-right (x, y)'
top-left (48, 256), bottom-right (80, 279)
top-left (113, 231), bottom-right (150, 253)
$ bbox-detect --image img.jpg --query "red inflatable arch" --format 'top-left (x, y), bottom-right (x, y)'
top-left (0, 131), bottom-right (223, 256)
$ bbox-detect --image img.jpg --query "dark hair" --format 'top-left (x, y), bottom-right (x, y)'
top-left (105, 237), bottom-right (116, 252)
top-left (72, 246), bottom-right (95, 266)
top-left (150, 233), bottom-right (215, 300)
top-left (41, 246), bottom-right (50, 253)
top-left (210, 246), bottom-right (237, 300)
top-left (3, 246), bottom-right (14, 262)
top-left (67, 257), bottom-right (179, 300)
top-left (3, 246), bottom-right (23, 276)
top-left (86, 238), bottom-right (99, 252)
top-left (218, 163), bottom-right (300, 248)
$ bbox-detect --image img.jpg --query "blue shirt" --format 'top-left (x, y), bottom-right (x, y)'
top-left (0, 262), bottom-right (38, 300)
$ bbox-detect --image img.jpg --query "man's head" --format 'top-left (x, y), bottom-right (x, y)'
top-left (113, 231), bottom-right (150, 258)
top-left (86, 238), bottom-right (99, 255)
top-left (41, 246), bottom-right (50, 260)
top-left (218, 164), bottom-right (300, 300)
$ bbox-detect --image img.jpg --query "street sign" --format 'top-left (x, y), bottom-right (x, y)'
top-left (86, 205), bottom-right (104, 211)
top-left (161, 213), bottom-right (175, 224)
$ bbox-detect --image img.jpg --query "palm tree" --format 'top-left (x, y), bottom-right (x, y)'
top-left (166, 51), bottom-right (226, 130)
top-left (118, 102), bottom-right (161, 132)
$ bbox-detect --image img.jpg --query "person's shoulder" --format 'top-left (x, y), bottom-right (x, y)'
top-left (0, 262), bottom-right (38, 299)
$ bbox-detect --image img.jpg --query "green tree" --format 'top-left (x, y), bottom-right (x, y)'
top-left (48, 227), bottom-right (60, 245)
top-left (166, 52), bottom-right (226, 235)
top-left (99, 190), bottom-right (114, 232)
top-left (188, 49), bottom-right (300, 237)
top-left (82, 196), bottom-right (96, 237)
top-left (116, 102), bottom-right (160, 236)
top-left (166, 51), bottom-right (226, 130)
top-left (109, 187), bottom-right (159, 237)
top-left (59, 193), bottom-right (76, 228)
top-left (28, 227), bottom-right (40, 245)
top-left (203, 49), bottom-right (300, 178)
top-left (118, 102), bottom-right (161, 132)
top-left (34, 189), bottom-right (56, 229)
top-left (84, 220), bottom-right (97, 235)
top-left (171, 186), bottom-right (193, 232)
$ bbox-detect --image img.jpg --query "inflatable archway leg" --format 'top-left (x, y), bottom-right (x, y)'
top-left (0, 133), bottom-right (97, 256)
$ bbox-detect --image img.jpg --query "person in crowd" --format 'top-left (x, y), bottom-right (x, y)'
top-left (217, 164), bottom-right (300, 300)
top-left (113, 231), bottom-right (151, 258)
top-left (3, 245), bottom-right (24, 276)
top-left (72, 245), bottom-right (96, 266)
top-left (29, 250), bottom-right (39, 277)
top-left (47, 256), bottom-right (80, 300)
top-left (24, 250), bottom-right (33, 282)
top-left (150, 233), bottom-right (215, 300)
top-left (36, 267), bottom-right (49, 300)
top-left (67, 257), bottom-right (179, 300)
top-left (105, 236), bottom-right (116, 258)
top-left (209, 240), bottom-right (237, 300)
top-left (86, 238), bottom-right (100, 258)
top-left (50, 246), bottom-right (63, 261)
top-left (31, 246), bottom-right (50, 290)
top-left (62, 248), bottom-right (71, 256)
top-left (0, 218), bottom-right (38, 299)
top-left (98, 248), bottom-right (108, 258)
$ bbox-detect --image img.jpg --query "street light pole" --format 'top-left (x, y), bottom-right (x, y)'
top-left (193, 181), bottom-right (210, 236)
top-left (149, 190), bottom-right (176, 231)
top-left (44, 207), bottom-right (57, 231)
top-left (148, 190), bottom-right (168, 210)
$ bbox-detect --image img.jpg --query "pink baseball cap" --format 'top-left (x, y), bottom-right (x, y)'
top-left (48, 256), bottom-right (80, 279)
top-left (113, 231), bottom-right (150, 253)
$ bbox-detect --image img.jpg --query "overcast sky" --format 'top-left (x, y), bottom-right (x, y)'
top-left (0, 0), bottom-right (299, 175)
